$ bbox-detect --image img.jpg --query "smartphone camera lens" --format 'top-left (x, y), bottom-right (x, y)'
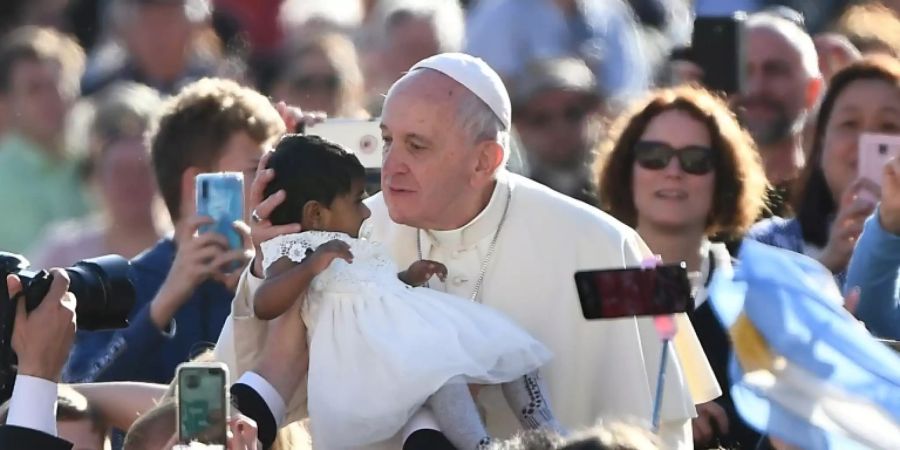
top-left (201, 180), bottom-right (209, 199)
top-left (880, 144), bottom-right (889, 155)
top-left (186, 375), bottom-right (200, 389)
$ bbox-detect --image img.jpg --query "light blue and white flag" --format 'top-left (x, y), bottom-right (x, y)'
top-left (708, 240), bottom-right (900, 449)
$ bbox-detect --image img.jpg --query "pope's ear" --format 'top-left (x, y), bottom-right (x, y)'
top-left (474, 140), bottom-right (504, 179)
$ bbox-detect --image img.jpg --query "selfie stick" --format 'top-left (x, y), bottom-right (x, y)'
top-left (640, 255), bottom-right (676, 431)
top-left (651, 315), bottom-right (677, 431)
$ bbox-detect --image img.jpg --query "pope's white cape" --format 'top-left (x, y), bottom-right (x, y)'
top-left (364, 172), bottom-right (719, 437)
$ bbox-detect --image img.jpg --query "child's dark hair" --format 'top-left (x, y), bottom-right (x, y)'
top-left (265, 134), bottom-right (366, 226)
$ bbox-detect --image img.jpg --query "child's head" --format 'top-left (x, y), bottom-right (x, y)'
top-left (265, 134), bottom-right (370, 237)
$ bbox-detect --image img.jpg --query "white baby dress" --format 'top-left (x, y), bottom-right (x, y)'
top-left (260, 231), bottom-right (552, 449)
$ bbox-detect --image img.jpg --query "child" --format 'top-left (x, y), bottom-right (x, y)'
top-left (254, 134), bottom-right (564, 449)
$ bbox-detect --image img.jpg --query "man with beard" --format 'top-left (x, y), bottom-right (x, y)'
top-left (734, 13), bottom-right (823, 215)
top-left (512, 58), bottom-right (603, 205)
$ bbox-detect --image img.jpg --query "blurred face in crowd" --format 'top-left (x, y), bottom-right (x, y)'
top-left (381, 70), bottom-right (499, 230)
top-left (736, 26), bottom-right (815, 146)
top-left (273, 50), bottom-right (340, 116)
top-left (5, 58), bottom-right (69, 147)
top-left (99, 138), bottom-right (158, 227)
top-left (122, 2), bottom-right (194, 82)
top-left (58, 418), bottom-right (110, 450)
top-left (821, 78), bottom-right (900, 201)
top-left (381, 15), bottom-right (440, 87)
top-left (515, 89), bottom-right (601, 169)
top-left (632, 109), bottom-right (716, 233)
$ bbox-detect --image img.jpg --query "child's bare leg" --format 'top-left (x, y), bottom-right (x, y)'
top-left (501, 370), bottom-right (566, 434)
top-left (426, 382), bottom-right (494, 450)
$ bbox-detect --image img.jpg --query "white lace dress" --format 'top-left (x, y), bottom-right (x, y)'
top-left (260, 231), bottom-right (552, 449)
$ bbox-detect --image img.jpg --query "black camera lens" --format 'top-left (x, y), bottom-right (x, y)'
top-left (186, 374), bottom-right (200, 389)
top-left (65, 255), bottom-right (136, 330)
top-left (0, 252), bottom-right (136, 331)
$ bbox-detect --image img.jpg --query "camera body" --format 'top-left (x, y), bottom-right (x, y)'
top-left (0, 252), bottom-right (135, 330)
top-left (0, 252), bottom-right (136, 402)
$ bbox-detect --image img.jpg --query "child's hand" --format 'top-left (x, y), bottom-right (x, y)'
top-left (400, 260), bottom-right (448, 286)
top-left (308, 239), bottom-right (354, 273)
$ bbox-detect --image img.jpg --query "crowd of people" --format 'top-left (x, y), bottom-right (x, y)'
top-left (2, 0), bottom-right (900, 449)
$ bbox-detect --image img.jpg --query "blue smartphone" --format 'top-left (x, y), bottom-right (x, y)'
top-left (196, 172), bottom-right (244, 252)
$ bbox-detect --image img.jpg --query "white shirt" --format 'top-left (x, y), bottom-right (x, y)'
top-left (7, 375), bottom-right (58, 436)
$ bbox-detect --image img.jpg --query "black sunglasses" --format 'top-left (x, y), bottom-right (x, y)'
top-left (633, 141), bottom-right (715, 175)
top-left (292, 74), bottom-right (339, 91)
top-left (521, 105), bottom-right (589, 128)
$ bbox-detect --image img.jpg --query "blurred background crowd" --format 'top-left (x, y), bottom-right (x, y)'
top-left (2, 0), bottom-right (900, 449)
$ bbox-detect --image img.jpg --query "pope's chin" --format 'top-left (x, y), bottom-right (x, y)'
top-left (384, 187), bottom-right (421, 226)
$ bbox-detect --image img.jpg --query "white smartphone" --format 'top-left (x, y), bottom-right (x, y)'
top-left (858, 133), bottom-right (900, 187)
top-left (176, 362), bottom-right (229, 446)
top-left (305, 118), bottom-right (383, 169)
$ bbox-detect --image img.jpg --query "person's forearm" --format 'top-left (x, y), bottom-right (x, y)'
top-left (65, 305), bottom-right (169, 382)
top-left (846, 212), bottom-right (900, 339)
top-left (254, 265), bottom-right (315, 320)
top-left (149, 278), bottom-right (191, 330)
top-left (72, 382), bottom-right (168, 431)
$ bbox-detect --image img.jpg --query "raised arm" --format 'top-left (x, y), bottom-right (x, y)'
top-left (71, 382), bottom-right (168, 432)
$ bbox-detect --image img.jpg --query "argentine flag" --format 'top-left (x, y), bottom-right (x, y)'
top-left (708, 240), bottom-right (900, 449)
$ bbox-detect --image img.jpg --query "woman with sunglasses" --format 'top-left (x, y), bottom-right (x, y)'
top-left (596, 85), bottom-right (769, 449)
top-left (746, 58), bottom-right (900, 285)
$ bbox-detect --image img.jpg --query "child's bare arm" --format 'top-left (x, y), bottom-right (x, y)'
top-left (254, 239), bottom-right (354, 320)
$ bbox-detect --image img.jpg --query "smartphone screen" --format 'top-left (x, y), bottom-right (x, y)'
top-left (177, 363), bottom-right (228, 445)
top-left (691, 15), bottom-right (746, 95)
top-left (196, 172), bottom-right (244, 252)
top-left (858, 133), bottom-right (900, 188)
top-left (574, 264), bottom-right (693, 320)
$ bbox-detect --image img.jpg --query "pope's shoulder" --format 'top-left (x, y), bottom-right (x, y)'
top-left (507, 173), bottom-right (638, 241)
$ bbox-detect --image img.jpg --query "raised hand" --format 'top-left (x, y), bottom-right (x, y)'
top-left (818, 179), bottom-right (878, 273)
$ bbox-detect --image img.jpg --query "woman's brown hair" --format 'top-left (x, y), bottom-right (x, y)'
top-left (596, 85), bottom-right (769, 238)
top-left (793, 56), bottom-right (900, 247)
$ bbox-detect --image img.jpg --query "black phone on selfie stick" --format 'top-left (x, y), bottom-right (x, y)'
top-left (574, 263), bottom-right (694, 320)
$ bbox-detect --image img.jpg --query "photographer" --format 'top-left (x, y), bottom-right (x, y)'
top-left (0, 270), bottom-right (78, 450)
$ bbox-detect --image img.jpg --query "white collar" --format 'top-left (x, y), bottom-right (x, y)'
top-left (423, 171), bottom-right (513, 249)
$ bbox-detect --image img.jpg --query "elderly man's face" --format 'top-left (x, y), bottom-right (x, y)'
top-left (735, 27), bottom-right (813, 146)
top-left (515, 89), bottom-right (600, 168)
top-left (380, 71), bottom-right (482, 229)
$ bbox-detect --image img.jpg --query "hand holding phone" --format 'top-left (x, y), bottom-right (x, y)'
top-left (574, 263), bottom-right (693, 320)
top-left (177, 362), bottom-right (229, 445)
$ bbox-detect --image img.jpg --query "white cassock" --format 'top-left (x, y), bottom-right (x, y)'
top-left (214, 171), bottom-right (720, 449)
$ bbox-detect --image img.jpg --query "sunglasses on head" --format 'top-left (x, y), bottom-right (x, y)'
top-left (633, 141), bottom-right (715, 175)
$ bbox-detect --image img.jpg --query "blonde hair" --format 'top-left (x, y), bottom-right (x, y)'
top-left (832, 2), bottom-right (900, 57)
